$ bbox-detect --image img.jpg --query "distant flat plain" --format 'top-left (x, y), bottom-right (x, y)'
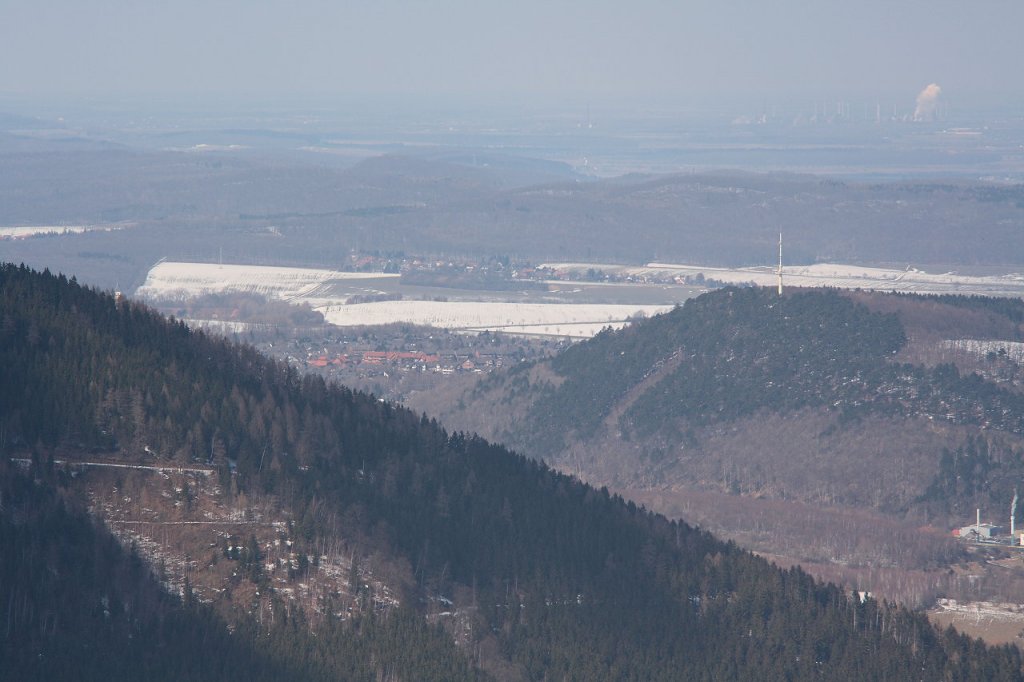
top-left (135, 259), bottom-right (1024, 339)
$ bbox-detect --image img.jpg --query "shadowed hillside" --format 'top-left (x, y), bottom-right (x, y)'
top-left (4, 265), bottom-right (1024, 678)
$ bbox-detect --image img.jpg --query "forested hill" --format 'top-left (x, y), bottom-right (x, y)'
top-left (527, 287), bottom-right (909, 454)
top-left (3, 263), bottom-right (1024, 680)
top-left (429, 287), bottom-right (1024, 520)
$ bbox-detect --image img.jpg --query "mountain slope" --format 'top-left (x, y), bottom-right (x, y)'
top-left (428, 287), bottom-right (1024, 515)
top-left (0, 459), bottom-right (288, 682)
top-left (413, 286), bottom-right (1024, 608)
top-left (3, 263), bottom-right (1024, 679)
top-left (0, 457), bottom-right (484, 682)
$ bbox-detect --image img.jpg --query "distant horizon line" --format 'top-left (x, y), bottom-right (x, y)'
top-left (2, 89), bottom-right (1023, 110)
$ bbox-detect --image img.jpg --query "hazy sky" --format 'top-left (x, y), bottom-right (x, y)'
top-left (2, 0), bottom-right (1022, 105)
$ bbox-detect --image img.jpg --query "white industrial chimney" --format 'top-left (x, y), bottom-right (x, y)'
top-left (1012, 490), bottom-right (1018, 537)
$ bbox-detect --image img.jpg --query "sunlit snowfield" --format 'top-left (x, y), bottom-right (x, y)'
top-left (136, 260), bottom-right (1024, 339)
top-left (317, 301), bottom-right (670, 337)
top-left (136, 261), bottom-right (673, 338)
top-left (546, 262), bottom-right (1024, 298)
top-left (0, 223), bottom-right (130, 239)
top-left (135, 261), bottom-right (397, 302)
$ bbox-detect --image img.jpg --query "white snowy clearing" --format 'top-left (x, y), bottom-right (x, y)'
top-left (136, 261), bottom-right (398, 302)
top-left (933, 599), bottom-right (1024, 623)
top-left (318, 301), bottom-right (671, 338)
top-left (135, 261), bottom-right (671, 338)
top-left (0, 223), bottom-right (129, 239)
top-left (184, 319), bottom-right (258, 334)
top-left (137, 259), bottom-right (1024, 340)
top-left (544, 262), bottom-right (1024, 297)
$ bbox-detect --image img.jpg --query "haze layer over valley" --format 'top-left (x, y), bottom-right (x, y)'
top-left (4, 98), bottom-right (1024, 295)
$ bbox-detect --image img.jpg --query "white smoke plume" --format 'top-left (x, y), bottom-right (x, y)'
top-left (913, 83), bottom-right (942, 121)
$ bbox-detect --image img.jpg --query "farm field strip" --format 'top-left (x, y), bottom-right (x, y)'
top-left (0, 223), bottom-right (131, 239)
top-left (545, 261), bottom-right (1024, 296)
top-left (136, 261), bottom-right (675, 338)
top-left (319, 301), bottom-right (672, 335)
top-left (144, 259), bottom-right (1024, 338)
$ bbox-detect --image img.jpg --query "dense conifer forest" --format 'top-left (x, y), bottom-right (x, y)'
top-left (3, 263), bottom-right (1024, 679)
top-left (518, 287), bottom-right (1024, 455)
top-left (439, 287), bottom-right (1024, 518)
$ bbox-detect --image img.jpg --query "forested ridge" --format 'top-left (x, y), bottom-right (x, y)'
top-left (520, 287), bottom-right (1024, 455)
top-left (441, 287), bottom-right (1024, 518)
top-left (7, 148), bottom-right (1024, 293)
top-left (3, 263), bottom-right (1024, 680)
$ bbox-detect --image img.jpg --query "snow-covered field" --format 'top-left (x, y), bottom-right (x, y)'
top-left (136, 261), bottom-right (398, 302)
top-left (544, 262), bottom-right (1024, 297)
top-left (136, 259), bottom-right (1024, 340)
top-left (0, 223), bottom-right (129, 239)
top-left (929, 598), bottom-right (1024, 645)
top-left (183, 319), bottom-right (260, 335)
top-left (933, 599), bottom-right (1024, 621)
top-left (319, 301), bottom-right (670, 338)
top-left (135, 261), bottom-right (672, 338)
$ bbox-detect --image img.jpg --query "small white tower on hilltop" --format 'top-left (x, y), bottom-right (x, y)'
top-left (777, 232), bottom-right (784, 296)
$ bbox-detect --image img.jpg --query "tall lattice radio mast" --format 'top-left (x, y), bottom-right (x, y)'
top-left (777, 232), bottom-right (784, 295)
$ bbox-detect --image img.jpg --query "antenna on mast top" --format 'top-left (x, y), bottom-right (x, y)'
top-left (777, 232), bottom-right (783, 295)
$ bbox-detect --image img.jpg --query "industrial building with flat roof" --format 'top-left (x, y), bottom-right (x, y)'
top-left (957, 523), bottom-right (1003, 539)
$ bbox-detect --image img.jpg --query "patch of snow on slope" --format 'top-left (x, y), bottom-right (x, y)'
top-left (136, 261), bottom-right (397, 302)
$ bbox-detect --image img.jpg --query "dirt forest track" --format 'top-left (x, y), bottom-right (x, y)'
top-left (10, 457), bottom-right (216, 476)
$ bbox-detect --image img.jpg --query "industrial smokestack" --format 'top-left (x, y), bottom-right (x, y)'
top-left (913, 83), bottom-right (942, 121)
top-left (1012, 489), bottom-right (1018, 536)
top-left (977, 508), bottom-right (981, 527)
